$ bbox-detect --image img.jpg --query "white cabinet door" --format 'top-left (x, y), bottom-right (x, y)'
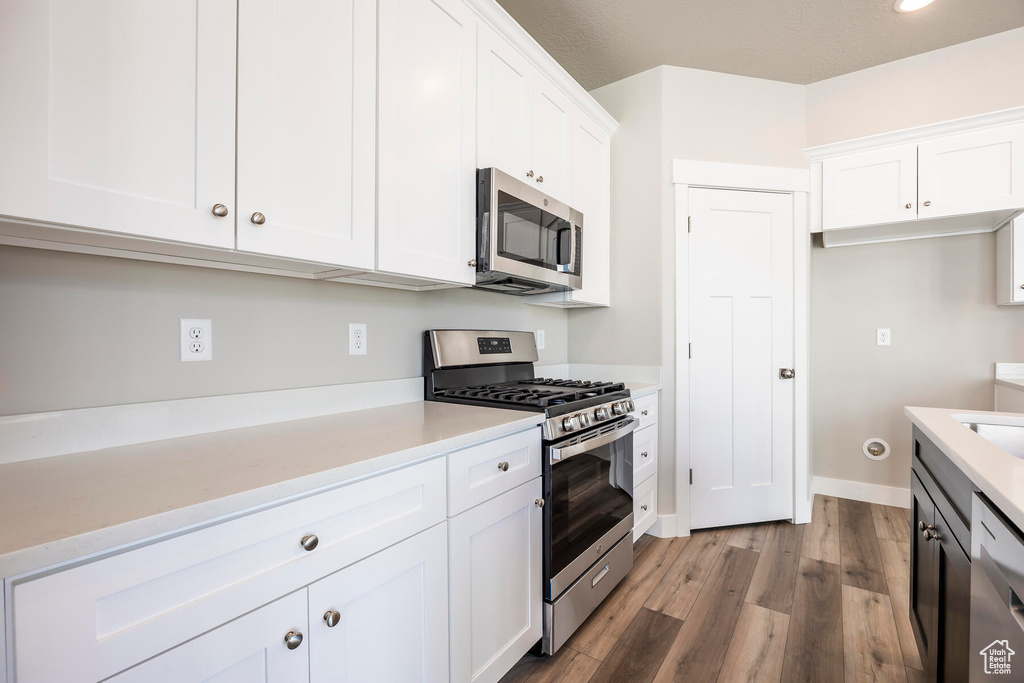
top-left (109, 591), bottom-right (309, 683)
top-left (918, 125), bottom-right (1024, 220)
top-left (0, 0), bottom-right (237, 248)
top-left (450, 479), bottom-right (543, 683)
top-left (822, 145), bottom-right (917, 230)
top-left (567, 110), bottom-right (611, 306)
top-left (530, 79), bottom-right (574, 205)
top-left (308, 524), bottom-right (449, 683)
top-left (378, 0), bottom-right (477, 285)
top-left (477, 24), bottom-right (534, 183)
top-left (235, 0), bottom-right (375, 268)
top-left (996, 219), bottom-right (1024, 305)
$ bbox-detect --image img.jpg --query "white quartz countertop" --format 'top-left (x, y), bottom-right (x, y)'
top-left (0, 401), bottom-right (542, 578)
top-left (626, 382), bottom-right (661, 396)
top-left (905, 406), bottom-right (1024, 532)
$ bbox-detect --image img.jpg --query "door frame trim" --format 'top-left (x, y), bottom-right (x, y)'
top-left (672, 160), bottom-right (811, 535)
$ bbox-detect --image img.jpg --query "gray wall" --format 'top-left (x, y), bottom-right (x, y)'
top-left (0, 245), bottom-right (568, 415)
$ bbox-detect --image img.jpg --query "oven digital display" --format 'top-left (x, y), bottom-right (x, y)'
top-left (477, 337), bottom-right (512, 354)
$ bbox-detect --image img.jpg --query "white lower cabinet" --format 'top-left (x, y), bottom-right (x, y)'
top-left (308, 523), bottom-right (450, 683)
top-left (633, 474), bottom-right (657, 542)
top-left (109, 590), bottom-right (310, 683)
top-left (631, 391), bottom-right (660, 542)
top-left (449, 478), bottom-right (543, 683)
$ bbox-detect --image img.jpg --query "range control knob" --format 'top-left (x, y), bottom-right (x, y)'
top-left (578, 413), bottom-right (592, 428)
top-left (562, 416), bottom-right (580, 432)
top-left (595, 406), bottom-right (611, 421)
top-left (612, 402), bottom-right (627, 416)
top-left (626, 399), bottom-right (635, 412)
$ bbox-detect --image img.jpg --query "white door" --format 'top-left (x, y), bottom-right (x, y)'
top-left (477, 24), bottom-right (534, 182)
top-left (822, 144), bottom-right (918, 230)
top-left (377, 0), bottom-right (477, 285)
top-left (109, 591), bottom-right (308, 683)
top-left (530, 79), bottom-right (574, 205)
top-left (688, 188), bottom-right (794, 529)
top-left (308, 523), bottom-right (449, 683)
top-left (0, 0), bottom-right (237, 248)
top-left (918, 125), bottom-right (1024, 220)
top-left (449, 479), bottom-right (543, 683)
top-left (235, 0), bottom-right (375, 268)
top-left (567, 110), bottom-right (611, 306)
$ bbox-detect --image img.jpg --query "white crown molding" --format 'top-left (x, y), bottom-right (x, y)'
top-left (465, 0), bottom-right (618, 135)
top-left (672, 159), bottom-right (810, 192)
top-left (805, 106), bottom-right (1024, 161)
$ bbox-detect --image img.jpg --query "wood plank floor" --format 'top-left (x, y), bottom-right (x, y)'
top-left (501, 495), bottom-right (922, 683)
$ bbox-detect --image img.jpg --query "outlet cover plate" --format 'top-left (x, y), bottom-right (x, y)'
top-left (181, 319), bottom-right (212, 361)
top-left (536, 329), bottom-right (545, 350)
top-left (876, 328), bottom-right (891, 346)
top-left (349, 323), bottom-right (367, 356)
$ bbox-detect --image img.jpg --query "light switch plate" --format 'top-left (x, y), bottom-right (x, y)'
top-left (181, 318), bottom-right (212, 361)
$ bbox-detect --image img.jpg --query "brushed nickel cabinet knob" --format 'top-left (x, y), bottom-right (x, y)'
top-left (536, 175), bottom-right (544, 183)
top-left (251, 212), bottom-right (266, 225)
top-left (526, 170), bottom-right (534, 178)
top-left (905, 203), bottom-right (912, 209)
top-left (497, 461), bottom-right (509, 471)
top-left (212, 203), bottom-right (229, 217)
top-left (923, 200), bottom-right (932, 206)
top-left (324, 610), bottom-right (341, 628)
top-left (284, 631), bottom-right (303, 650)
top-left (301, 534), bottom-right (319, 552)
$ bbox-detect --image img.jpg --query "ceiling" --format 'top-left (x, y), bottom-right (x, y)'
top-left (496, 0), bottom-right (1024, 90)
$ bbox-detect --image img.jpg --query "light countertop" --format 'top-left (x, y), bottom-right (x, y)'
top-left (626, 382), bottom-right (661, 397)
top-left (0, 401), bottom-right (542, 578)
top-left (905, 406), bottom-right (1024, 532)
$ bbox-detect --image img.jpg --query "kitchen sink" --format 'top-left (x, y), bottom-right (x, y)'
top-left (959, 419), bottom-right (1024, 459)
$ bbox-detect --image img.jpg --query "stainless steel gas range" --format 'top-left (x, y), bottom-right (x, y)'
top-left (423, 329), bottom-right (636, 654)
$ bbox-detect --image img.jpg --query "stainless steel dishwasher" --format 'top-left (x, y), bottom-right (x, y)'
top-left (970, 493), bottom-right (1024, 680)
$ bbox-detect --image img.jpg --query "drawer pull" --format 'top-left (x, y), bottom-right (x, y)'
top-left (301, 534), bottom-right (319, 552)
top-left (497, 461), bottom-right (509, 472)
top-left (284, 631), bottom-right (304, 650)
top-left (641, 409), bottom-right (649, 416)
top-left (324, 610), bottom-right (341, 628)
top-left (641, 504), bottom-right (648, 511)
top-left (641, 451), bottom-right (649, 458)
top-left (592, 564), bottom-right (610, 587)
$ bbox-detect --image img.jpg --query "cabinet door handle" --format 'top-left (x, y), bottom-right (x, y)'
top-left (905, 203), bottom-right (912, 209)
top-left (301, 534), bottom-right (319, 551)
top-left (923, 200), bottom-right (932, 207)
top-left (536, 175), bottom-right (544, 183)
top-left (641, 504), bottom-right (648, 511)
top-left (526, 170), bottom-right (534, 178)
top-left (251, 212), bottom-right (266, 225)
top-left (641, 409), bottom-right (649, 416)
top-left (211, 203), bottom-right (229, 217)
top-left (284, 631), bottom-right (304, 650)
top-left (641, 451), bottom-right (649, 458)
top-left (324, 610), bottom-right (341, 628)
top-left (497, 461), bottom-right (509, 471)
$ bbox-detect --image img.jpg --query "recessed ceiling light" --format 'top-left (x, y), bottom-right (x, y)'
top-left (895, 0), bottom-right (935, 12)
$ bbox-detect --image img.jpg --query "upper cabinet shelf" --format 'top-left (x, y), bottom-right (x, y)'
top-left (808, 108), bottom-right (1024, 248)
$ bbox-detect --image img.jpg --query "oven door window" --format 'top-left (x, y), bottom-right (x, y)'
top-left (550, 435), bottom-right (634, 580)
top-left (496, 190), bottom-right (574, 273)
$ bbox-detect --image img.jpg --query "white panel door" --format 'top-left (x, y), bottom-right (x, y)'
top-left (308, 524), bottom-right (449, 683)
top-left (0, 0), bottom-right (237, 248)
top-left (109, 591), bottom-right (308, 683)
top-left (530, 79), bottom-right (574, 205)
top-left (688, 188), bottom-right (794, 529)
top-left (378, 0), bottom-right (477, 285)
top-left (236, 0), bottom-right (375, 268)
top-left (449, 479), bottom-right (543, 683)
top-left (918, 125), bottom-right (1024, 220)
top-left (477, 24), bottom-right (534, 182)
top-left (822, 145), bottom-right (917, 230)
top-left (568, 110), bottom-right (611, 306)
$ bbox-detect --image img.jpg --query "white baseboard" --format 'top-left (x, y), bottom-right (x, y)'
top-left (648, 514), bottom-right (685, 538)
top-left (812, 476), bottom-right (911, 509)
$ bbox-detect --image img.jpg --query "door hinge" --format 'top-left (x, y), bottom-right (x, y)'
top-left (687, 216), bottom-right (692, 233)
top-left (689, 468), bottom-right (693, 485)
top-left (688, 343), bottom-right (692, 359)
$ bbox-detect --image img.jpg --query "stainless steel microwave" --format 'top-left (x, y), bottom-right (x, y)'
top-left (474, 168), bottom-right (583, 295)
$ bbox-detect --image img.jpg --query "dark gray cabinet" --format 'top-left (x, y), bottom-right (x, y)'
top-left (910, 427), bottom-right (974, 682)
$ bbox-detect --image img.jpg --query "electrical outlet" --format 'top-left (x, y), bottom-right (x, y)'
top-left (536, 329), bottom-right (546, 350)
top-left (876, 328), bottom-right (891, 346)
top-left (181, 319), bottom-right (212, 361)
top-left (349, 323), bottom-right (367, 355)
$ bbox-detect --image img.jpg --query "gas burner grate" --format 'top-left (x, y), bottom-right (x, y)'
top-left (440, 378), bottom-right (626, 408)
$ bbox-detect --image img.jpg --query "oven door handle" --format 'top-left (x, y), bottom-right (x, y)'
top-left (550, 418), bottom-right (637, 464)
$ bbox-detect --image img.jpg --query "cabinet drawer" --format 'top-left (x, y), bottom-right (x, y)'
top-left (633, 474), bottom-right (657, 541)
top-left (12, 457), bottom-right (446, 683)
top-left (447, 428), bottom-right (541, 516)
top-left (634, 393), bottom-right (658, 430)
top-left (633, 425), bottom-right (658, 485)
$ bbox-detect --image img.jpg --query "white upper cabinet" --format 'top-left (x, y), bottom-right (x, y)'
top-left (566, 111), bottom-right (612, 306)
top-left (996, 219), bottom-right (1024, 305)
top-left (918, 125), bottom-right (1024, 220)
top-left (530, 80), bottom-right (574, 205)
top-left (477, 24), bottom-right (534, 182)
top-left (377, 0), bottom-right (478, 286)
top-left (0, 0), bottom-right (237, 248)
top-left (235, 0), bottom-right (376, 269)
top-left (822, 145), bottom-right (918, 230)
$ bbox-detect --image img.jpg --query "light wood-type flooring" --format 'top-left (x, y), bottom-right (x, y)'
top-left (501, 495), bottom-right (923, 683)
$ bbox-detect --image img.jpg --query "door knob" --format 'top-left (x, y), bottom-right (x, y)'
top-left (284, 631), bottom-right (304, 650)
top-left (468, 259), bottom-right (477, 268)
top-left (211, 203), bottom-right (229, 217)
top-left (301, 534), bottom-right (319, 551)
top-left (779, 368), bottom-right (795, 380)
top-left (324, 610), bottom-right (341, 628)
top-left (535, 498), bottom-right (545, 507)
top-left (251, 212), bottom-right (266, 225)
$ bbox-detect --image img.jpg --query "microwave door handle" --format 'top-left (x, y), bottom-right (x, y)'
top-left (555, 224), bottom-right (574, 273)
top-left (550, 419), bottom-right (637, 464)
